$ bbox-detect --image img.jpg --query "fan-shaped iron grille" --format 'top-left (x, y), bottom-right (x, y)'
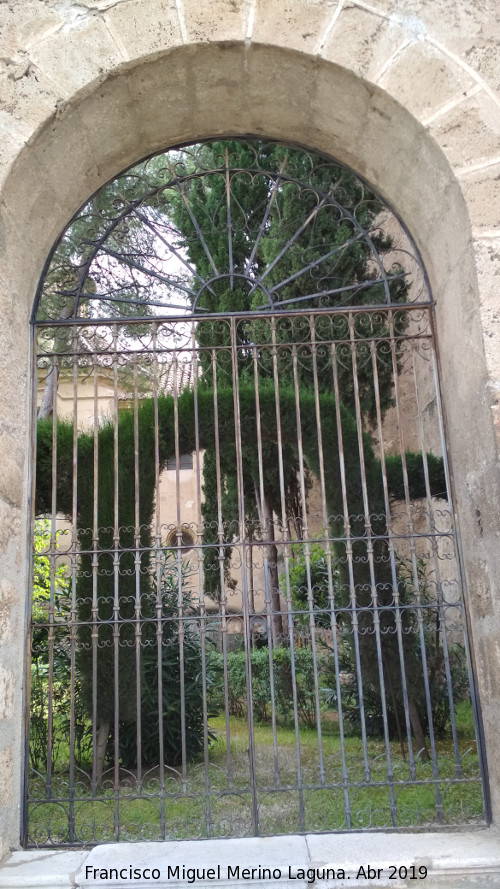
top-left (35, 140), bottom-right (428, 323)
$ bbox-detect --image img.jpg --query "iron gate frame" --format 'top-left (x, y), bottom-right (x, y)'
top-left (24, 138), bottom-right (488, 846)
top-left (26, 303), bottom-right (488, 845)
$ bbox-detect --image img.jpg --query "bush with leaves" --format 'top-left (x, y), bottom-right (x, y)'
top-left (30, 519), bottom-right (68, 771)
top-left (35, 389), bottom-right (446, 771)
top-left (207, 644), bottom-right (322, 728)
top-left (30, 520), bottom-right (92, 771)
top-left (288, 544), bottom-right (469, 743)
top-left (118, 555), bottom-right (215, 769)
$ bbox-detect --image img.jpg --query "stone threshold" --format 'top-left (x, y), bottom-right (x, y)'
top-left (1, 829), bottom-right (500, 889)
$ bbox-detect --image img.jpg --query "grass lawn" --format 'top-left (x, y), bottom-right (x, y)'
top-left (27, 701), bottom-right (484, 845)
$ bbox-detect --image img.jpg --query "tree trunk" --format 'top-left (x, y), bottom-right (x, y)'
top-left (254, 487), bottom-right (283, 643)
top-left (94, 718), bottom-right (111, 786)
top-left (37, 301), bottom-right (75, 419)
top-left (37, 363), bottom-right (59, 419)
top-left (408, 697), bottom-right (430, 761)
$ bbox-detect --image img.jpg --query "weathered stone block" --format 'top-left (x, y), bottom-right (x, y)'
top-left (0, 153), bottom-right (67, 274)
top-left (244, 45), bottom-right (317, 141)
top-left (403, 0), bottom-right (500, 72)
top-left (176, 43), bottom-right (248, 136)
top-left (0, 582), bottom-right (12, 648)
top-left (0, 668), bottom-right (14, 721)
top-left (378, 40), bottom-right (475, 121)
top-left (430, 92), bottom-right (500, 168)
top-left (181, 0), bottom-right (247, 43)
top-left (0, 747), bottom-right (14, 806)
top-left (0, 436), bottom-right (24, 510)
top-left (0, 118), bottom-right (27, 187)
top-left (29, 17), bottom-right (123, 96)
top-left (461, 164), bottom-right (500, 231)
top-left (473, 236), bottom-right (500, 380)
top-left (0, 65), bottom-right (60, 137)
top-left (349, 0), bottom-right (398, 11)
top-left (321, 5), bottom-right (407, 80)
top-left (104, 0), bottom-right (181, 59)
top-left (466, 34), bottom-right (500, 93)
top-left (252, 0), bottom-right (337, 53)
top-left (0, 2), bottom-right (62, 59)
top-left (123, 51), bottom-right (196, 154)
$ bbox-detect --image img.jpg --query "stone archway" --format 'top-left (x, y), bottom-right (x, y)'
top-left (0, 25), bottom-right (500, 855)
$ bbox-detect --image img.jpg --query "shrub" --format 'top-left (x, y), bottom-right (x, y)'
top-left (207, 644), bottom-right (322, 728)
top-left (30, 520), bottom-right (91, 771)
top-left (272, 645), bottom-right (320, 728)
top-left (118, 555), bottom-right (214, 769)
top-left (300, 549), bottom-right (470, 741)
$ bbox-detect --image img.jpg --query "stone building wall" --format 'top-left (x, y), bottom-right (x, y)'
top-left (1, 0), bottom-right (500, 860)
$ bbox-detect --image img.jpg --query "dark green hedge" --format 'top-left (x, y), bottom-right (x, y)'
top-left (35, 385), bottom-right (446, 730)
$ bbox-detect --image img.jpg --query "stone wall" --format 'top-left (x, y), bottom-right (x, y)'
top-left (0, 0), bottom-right (499, 859)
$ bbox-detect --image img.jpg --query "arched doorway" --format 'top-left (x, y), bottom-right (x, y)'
top-left (27, 139), bottom-right (487, 845)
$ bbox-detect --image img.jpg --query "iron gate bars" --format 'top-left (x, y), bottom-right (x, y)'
top-left (28, 306), bottom-right (486, 845)
top-left (27, 139), bottom-right (486, 846)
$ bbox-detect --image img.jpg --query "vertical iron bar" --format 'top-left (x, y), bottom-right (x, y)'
top-left (348, 313), bottom-right (396, 823)
top-left (411, 330), bottom-right (461, 768)
top-left (291, 341), bottom-right (325, 782)
top-left (331, 341), bottom-right (370, 783)
top-left (112, 324), bottom-right (120, 840)
top-left (369, 334), bottom-right (416, 776)
top-left (230, 316), bottom-right (258, 834)
top-left (24, 325), bottom-right (40, 844)
top-left (133, 357), bottom-right (143, 796)
top-left (45, 354), bottom-right (58, 801)
top-left (211, 342), bottom-right (233, 787)
top-left (270, 316), bottom-right (305, 831)
top-left (310, 318), bottom-right (351, 826)
top-left (152, 322), bottom-right (166, 838)
top-left (386, 310), bottom-right (443, 818)
top-left (91, 359), bottom-right (99, 797)
top-left (68, 327), bottom-right (79, 842)
top-left (192, 324), bottom-right (212, 837)
top-left (404, 339), bottom-right (450, 812)
top-left (225, 148), bottom-right (234, 291)
top-left (252, 341), bottom-right (280, 787)
top-left (172, 350), bottom-right (188, 791)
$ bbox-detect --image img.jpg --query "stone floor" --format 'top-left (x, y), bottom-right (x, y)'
top-left (1, 829), bottom-right (500, 889)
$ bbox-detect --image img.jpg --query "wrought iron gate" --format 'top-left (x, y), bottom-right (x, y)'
top-left (26, 140), bottom-right (487, 845)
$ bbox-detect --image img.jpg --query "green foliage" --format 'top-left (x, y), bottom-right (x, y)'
top-left (30, 521), bottom-right (90, 772)
top-left (385, 451), bottom-right (447, 501)
top-left (288, 545), bottom-right (468, 741)
top-left (29, 655), bottom-right (91, 774)
top-left (207, 645), bottom-right (322, 728)
top-left (37, 158), bottom-right (163, 324)
top-left (32, 139), bottom-right (461, 799)
top-left (286, 543), bottom-right (341, 619)
top-left (119, 552), bottom-right (214, 768)
top-left (29, 657), bottom-right (67, 773)
top-left (394, 557), bottom-right (470, 738)
top-left (200, 445), bottom-right (244, 601)
top-left (118, 555), bottom-right (214, 768)
top-left (31, 519), bottom-right (70, 620)
top-left (35, 386), bottom-right (446, 736)
top-left (166, 139), bottom-right (411, 593)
